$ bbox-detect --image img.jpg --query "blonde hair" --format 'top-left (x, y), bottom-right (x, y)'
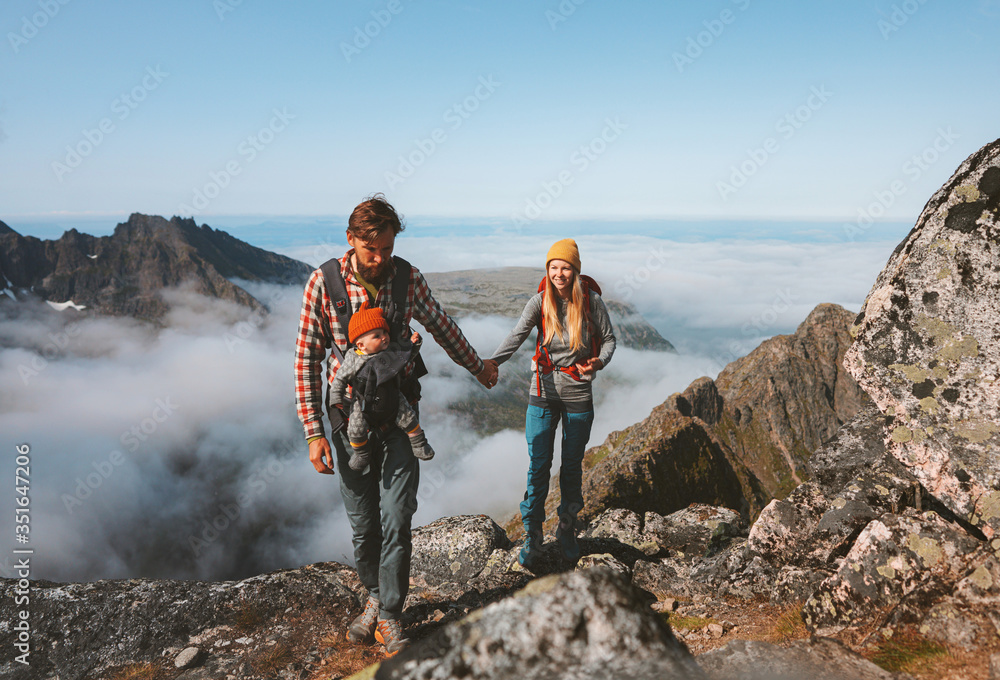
top-left (542, 271), bottom-right (586, 352)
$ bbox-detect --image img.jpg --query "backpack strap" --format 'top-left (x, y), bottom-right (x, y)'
top-left (387, 256), bottom-right (411, 343)
top-left (531, 274), bottom-right (603, 393)
top-left (319, 258), bottom-right (352, 367)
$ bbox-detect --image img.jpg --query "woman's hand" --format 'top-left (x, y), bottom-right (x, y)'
top-left (577, 358), bottom-right (603, 376)
top-left (477, 359), bottom-right (499, 389)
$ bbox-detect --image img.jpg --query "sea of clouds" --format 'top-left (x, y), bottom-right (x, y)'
top-left (0, 231), bottom-right (902, 583)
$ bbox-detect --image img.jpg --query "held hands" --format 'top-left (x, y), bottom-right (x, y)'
top-left (477, 359), bottom-right (499, 389)
top-left (309, 437), bottom-right (335, 475)
top-left (577, 357), bottom-right (604, 377)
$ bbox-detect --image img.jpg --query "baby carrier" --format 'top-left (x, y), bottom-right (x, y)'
top-left (320, 256), bottom-right (427, 431)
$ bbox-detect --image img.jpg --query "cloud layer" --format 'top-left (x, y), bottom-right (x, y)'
top-left (0, 234), bottom-right (897, 582)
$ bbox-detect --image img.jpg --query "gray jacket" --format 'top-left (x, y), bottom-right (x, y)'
top-left (491, 291), bottom-right (616, 407)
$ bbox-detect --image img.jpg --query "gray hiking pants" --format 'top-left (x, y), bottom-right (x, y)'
top-left (331, 420), bottom-right (419, 619)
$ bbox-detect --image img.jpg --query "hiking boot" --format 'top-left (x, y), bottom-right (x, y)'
top-left (348, 441), bottom-right (372, 472)
top-left (375, 617), bottom-right (409, 656)
top-left (408, 429), bottom-right (435, 461)
top-left (346, 595), bottom-right (379, 644)
top-left (556, 514), bottom-right (580, 562)
top-left (518, 528), bottom-right (544, 570)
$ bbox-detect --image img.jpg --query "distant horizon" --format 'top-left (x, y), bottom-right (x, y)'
top-left (4, 212), bottom-right (915, 247)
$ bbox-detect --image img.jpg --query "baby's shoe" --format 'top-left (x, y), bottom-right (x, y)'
top-left (408, 430), bottom-right (435, 461)
top-left (348, 441), bottom-right (372, 472)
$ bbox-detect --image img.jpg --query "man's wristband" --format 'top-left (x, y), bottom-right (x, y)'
top-left (307, 435), bottom-right (325, 444)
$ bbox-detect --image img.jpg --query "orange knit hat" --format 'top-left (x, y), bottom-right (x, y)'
top-left (348, 301), bottom-right (390, 344)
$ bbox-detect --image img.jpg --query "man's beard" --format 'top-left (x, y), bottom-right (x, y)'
top-left (356, 258), bottom-right (391, 287)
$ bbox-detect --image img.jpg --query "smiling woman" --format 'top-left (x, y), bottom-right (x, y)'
top-left (490, 238), bottom-right (617, 568)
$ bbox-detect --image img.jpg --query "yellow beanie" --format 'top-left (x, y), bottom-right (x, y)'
top-left (545, 238), bottom-right (581, 272)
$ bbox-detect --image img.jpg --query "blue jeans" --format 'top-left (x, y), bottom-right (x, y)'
top-left (520, 403), bottom-right (595, 531)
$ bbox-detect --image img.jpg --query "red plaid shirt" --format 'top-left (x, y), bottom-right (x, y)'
top-left (294, 250), bottom-right (485, 440)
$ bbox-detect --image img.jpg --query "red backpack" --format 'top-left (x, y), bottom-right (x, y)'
top-left (532, 274), bottom-right (602, 393)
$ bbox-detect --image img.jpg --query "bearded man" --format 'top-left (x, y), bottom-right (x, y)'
top-left (293, 194), bottom-right (498, 655)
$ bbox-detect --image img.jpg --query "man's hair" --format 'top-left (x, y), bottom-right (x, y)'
top-left (348, 193), bottom-right (405, 242)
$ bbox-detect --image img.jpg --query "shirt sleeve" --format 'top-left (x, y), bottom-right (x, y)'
top-left (490, 294), bottom-right (542, 365)
top-left (294, 269), bottom-right (333, 440)
top-left (410, 268), bottom-right (485, 376)
top-left (591, 293), bottom-right (617, 367)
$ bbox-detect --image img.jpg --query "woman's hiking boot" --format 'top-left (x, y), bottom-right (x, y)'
top-left (346, 595), bottom-right (379, 643)
top-left (556, 513), bottom-right (580, 562)
top-left (518, 528), bottom-right (544, 570)
top-left (375, 617), bottom-right (410, 656)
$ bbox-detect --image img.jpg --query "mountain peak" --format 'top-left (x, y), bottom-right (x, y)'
top-left (0, 213), bottom-right (312, 319)
top-left (0, 219), bottom-right (19, 236)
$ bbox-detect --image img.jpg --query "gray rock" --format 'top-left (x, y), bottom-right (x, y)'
top-left (410, 514), bottom-right (511, 586)
top-left (746, 483), bottom-right (828, 563)
top-left (802, 510), bottom-right (982, 633)
top-left (769, 566), bottom-right (833, 605)
top-left (631, 560), bottom-right (717, 600)
top-left (375, 567), bottom-right (706, 680)
top-left (576, 553), bottom-right (631, 579)
top-left (919, 601), bottom-right (982, 650)
top-left (990, 652), bottom-right (1000, 680)
top-left (644, 505), bottom-right (746, 559)
top-left (0, 561), bottom-right (360, 680)
top-left (954, 550), bottom-right (1000, 605)
top-left (582, 508), bottom-right (659, 555)
top-left (175, 646), bottom-right (205, 669)
top-left (698, 637), bottom-right (912, 680)
top-left (844, 137), bottom-right (1000, 539)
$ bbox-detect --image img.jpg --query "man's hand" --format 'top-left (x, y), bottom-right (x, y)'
top-left (411, 330), bottom-right (422, 345)
top-left (578, 357), bottom-right (604, 376)
top-left (477, 359), bottom-right (499, 389)
top-left (309, 437), bottom-right (336, 475)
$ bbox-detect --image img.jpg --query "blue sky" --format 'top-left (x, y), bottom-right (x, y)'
top-left (1, 0), bottom-right (998, 223)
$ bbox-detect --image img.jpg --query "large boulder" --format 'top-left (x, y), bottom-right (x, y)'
top-left (698, 637), bottom-right (913, 680)
top-left (410, 515), bottom-right (511, 586)
top-left (371, 567), bottom-right (706, 680)
top-left (844, 138), bottom-right (1000, 539)
top-left (802, 510), bottom-right (982, 633)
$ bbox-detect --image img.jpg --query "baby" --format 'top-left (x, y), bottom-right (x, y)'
top-left (331, 301), bottom-right (434, 472)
